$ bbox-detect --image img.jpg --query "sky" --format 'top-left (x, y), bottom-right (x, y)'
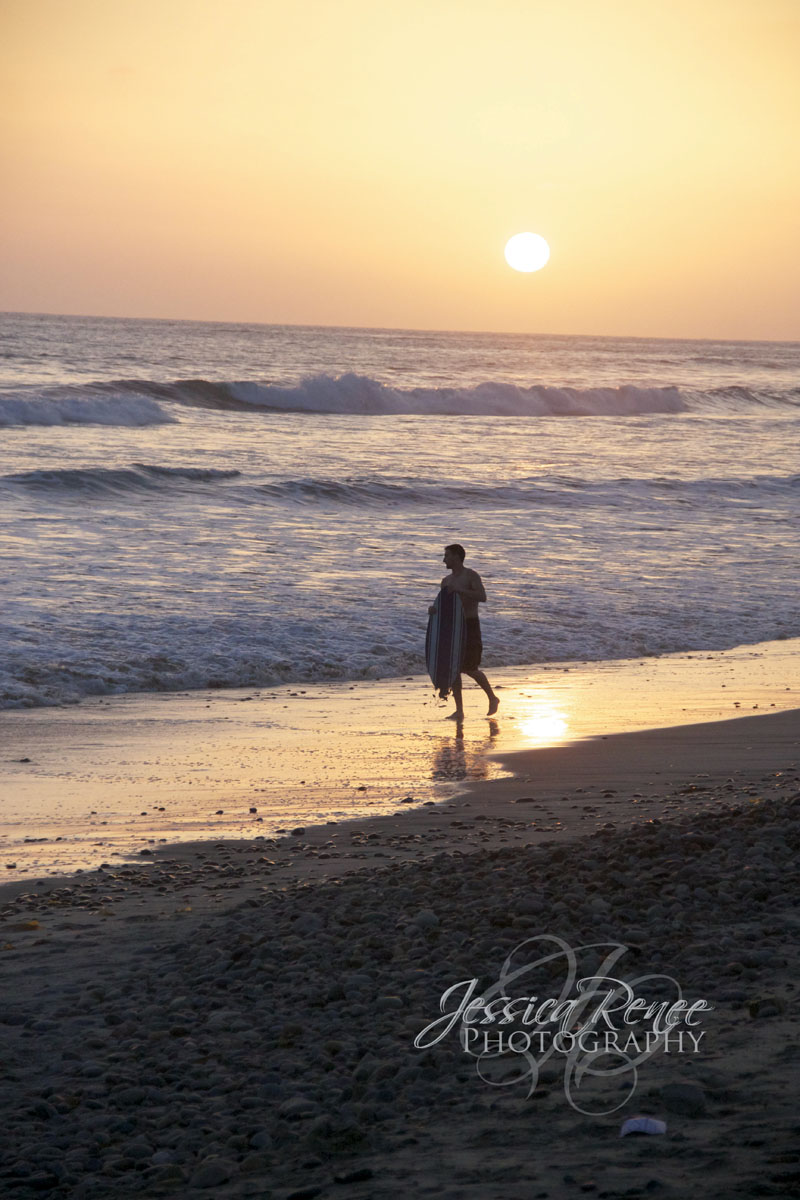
top-left (2, 0), bottom-right (799, 339)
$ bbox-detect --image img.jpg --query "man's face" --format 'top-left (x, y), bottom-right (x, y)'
top-left (443, 548), bottom-right (460, 570)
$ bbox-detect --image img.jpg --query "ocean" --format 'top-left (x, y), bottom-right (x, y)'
top-left (1, 311), bottom-right (798, 711)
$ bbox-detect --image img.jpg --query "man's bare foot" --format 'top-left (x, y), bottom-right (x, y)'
top-left (446, 710), bottom-right (465, 721)
top-left (487, 695), bottom-right (499, 716)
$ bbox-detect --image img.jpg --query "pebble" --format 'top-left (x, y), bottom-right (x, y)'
top-left (152, 1163), bottom-right (185, 1183)
top-left (190, 1156), bottom-right (235, 1188)
top-left (411, 909), bottom-right (439, 929)
top-left (151, 1149), bottom-right (177, 1165)
top-left (121, 1139), bottom-right (152, 1161)
top-left (280, 1095), bottom-right (319, 1119)
top-left (248, 1129), bottom-right (273, 1150)
top-left (335, 1166), bottom-right (374, 1183)
top-left (749, 997), bottom-right (784, 1018)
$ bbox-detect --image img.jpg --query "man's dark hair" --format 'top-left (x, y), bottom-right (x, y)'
top-left (445, 543), bottom-right (466, 561)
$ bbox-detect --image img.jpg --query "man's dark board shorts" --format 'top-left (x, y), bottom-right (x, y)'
top-left (463, 617), bottom-right (483, 672)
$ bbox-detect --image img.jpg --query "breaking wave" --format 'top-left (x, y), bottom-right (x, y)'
top-left (4, 374), bottom-right (800, 424)
top-left (0, 390), bottom-right (175, 427)
top-left (224, 375), bottom-right (689, 416)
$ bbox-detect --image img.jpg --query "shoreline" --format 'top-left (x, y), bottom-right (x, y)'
top-left (2, 704), bottom-right (797, 910)
top-left (2, 636), bottom-right (798, 882)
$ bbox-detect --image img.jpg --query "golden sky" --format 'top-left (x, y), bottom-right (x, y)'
top-left (2, 0), bottom-right (799, 338)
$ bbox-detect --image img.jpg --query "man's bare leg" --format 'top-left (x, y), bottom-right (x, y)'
top-left (465, 669), bottom-right (500, 716)
top-left (447, 676), bottom-right (465, 720)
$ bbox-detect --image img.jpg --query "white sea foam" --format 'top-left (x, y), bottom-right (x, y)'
top-left (228, 374), bottom-right (689, 416)
top-left (0, 390), bottom-right (175, 427)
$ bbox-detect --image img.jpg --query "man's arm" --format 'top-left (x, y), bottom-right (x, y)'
top-left (468, 571), bottom-right (487, 603)
top-left (448, 570), bottom-right (486, 603)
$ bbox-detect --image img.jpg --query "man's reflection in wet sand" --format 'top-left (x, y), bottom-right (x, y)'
top-left (430, 718), bottom-right (500, 781)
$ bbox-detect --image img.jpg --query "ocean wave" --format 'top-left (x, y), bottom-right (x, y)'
top-left (5, 375), bottom-right (800, 421)
top-left (0, 389), bottom-right (175, 427)
top-left (3, 465), bottom-right (797, 505)
top-left (2, 464), bottom-right (241, 495)
top-left (694, 384), bottom-right (800, 409)
top-left (56, 374), bottom-right (690, 416)
top-left (174, 374), bottom-right (800, 415)
top-left (255, 472), bottom-right (800, 507)
top-left (227, 375), bottom-right (689, 416)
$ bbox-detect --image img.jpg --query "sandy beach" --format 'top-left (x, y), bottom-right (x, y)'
top-left (1, 694), bottom-right (798, 1198)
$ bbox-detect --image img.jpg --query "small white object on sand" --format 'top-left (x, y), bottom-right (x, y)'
top-left (620, 1117), bottom-right (668, 1137)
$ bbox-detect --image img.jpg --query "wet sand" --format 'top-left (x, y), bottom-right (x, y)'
top-left (1, 636), bottom-right (797, 879)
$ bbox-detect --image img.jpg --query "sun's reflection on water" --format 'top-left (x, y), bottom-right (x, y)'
top-left (515, 703), bottom-right (570, 747)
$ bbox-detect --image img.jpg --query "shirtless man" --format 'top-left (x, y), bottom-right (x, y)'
top-left (431, 543), bottom-right (499, 720)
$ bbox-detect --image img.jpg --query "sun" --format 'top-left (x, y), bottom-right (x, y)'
top-left (504, 232), bottom-right (550, 273)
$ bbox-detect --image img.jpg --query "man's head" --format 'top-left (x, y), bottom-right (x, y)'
top-left (443, 543), bottom-right (466, 569)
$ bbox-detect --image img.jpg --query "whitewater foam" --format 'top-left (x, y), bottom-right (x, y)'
top-left (0, 390), bottom-right (175, 427)
top-left (228, 374), bottom-right (689, 416)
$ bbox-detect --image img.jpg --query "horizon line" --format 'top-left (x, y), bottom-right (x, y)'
top-left (1, 308), bottom-right (797, 349)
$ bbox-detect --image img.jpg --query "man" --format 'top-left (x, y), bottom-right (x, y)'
top-left (433, 543), bottom-right (499, 720)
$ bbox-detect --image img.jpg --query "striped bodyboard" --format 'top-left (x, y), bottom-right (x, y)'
top-left (426, 587), bottom-right (466, 699)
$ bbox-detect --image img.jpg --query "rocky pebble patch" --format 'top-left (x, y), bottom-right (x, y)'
top-left (0, 780), bottom-right (798, 1199)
